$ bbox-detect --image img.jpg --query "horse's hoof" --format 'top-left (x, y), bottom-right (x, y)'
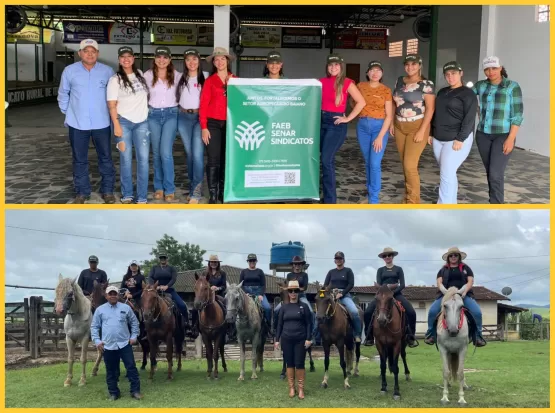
top-left (64, 382), bottom-right (71, 388)
top-left (345, 385), bottom-right (351, 390)
top-left (78, 381), bottom-right (86, 387)
top-left (310, 366), bottom-right (315, 373)
top-left (321, 382), bottom-right (328, 389)
top-left (393, 395), bottom-right (401, 401)
top-left (223, 368), bottom-right (228, 373)
top-left (280, 374), bottom-right (285, 380)
top-left (353, 372), bottom-right (359, 378)
top-left (91, 371), bottom-right (98, 377)
top-left (251, 375), bottom-right (258, 380)
top-left (238, 376), bottom-right (245, 381)
top-left (441, 400), bottom-right (449, 405)
top-left (406, 375), bottom-right (412, 382)
top-left (214, 376), bottom-right (220, 381)
top-left (380, 390), bottom-right (387, 395)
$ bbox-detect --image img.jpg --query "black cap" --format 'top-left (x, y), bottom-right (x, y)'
top-left (443, 61), bottom-right (463, 73)
top-left (88, 255), bottom-right (99, 263)
top-left (404, 54), bottom-right (423, 65)
top-left (367, 60), bottom-right (383, 70)
top-left (158, 250), bottom-right (168, 258)
top-left (334, 251), bottom-right (345, 260)
top-left (155, 46), bottom-right (171, 57)
top-left (267, 50), bottom-right (283, 63)
top-left (184, 48), bottom-right (200, 58)
top-left (118, 46), bottom-right (134, 57)
top-left (247, 253), bottom-right (258, 261)
top-left (327, 53), bottom-right (344, 64)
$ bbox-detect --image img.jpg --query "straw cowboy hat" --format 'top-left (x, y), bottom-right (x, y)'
top-left (378, 247), bottom-right (398, 258)
top-left (206, 47), bottom-right (235, 64)
top-left (285, 280), bottom-right (301, 291)
top-left (290, 255), bottom-right (306, 265)
top-left (442, 247), bottom-right (467, 261)
top-left (207, 254), bottom-right (221, 262)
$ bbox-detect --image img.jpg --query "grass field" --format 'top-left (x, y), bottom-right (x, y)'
top-left (527, 308), bottom-right (551, 318)
top-left (5, 341), bottom-right (549, 408)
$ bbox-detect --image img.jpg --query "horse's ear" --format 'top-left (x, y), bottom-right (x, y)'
top-left (58, 274), bottom-right (63, 282)
top-left (142, 281), bottom-right (147, 289)
top-left (72, 277), bottom-right (78, 286)
top-left (238, 280), bottom-right (244, 288)
top-left (154, 281), bottom-right (159, 288)
top-left (194, 272), bottom-right (199, 280)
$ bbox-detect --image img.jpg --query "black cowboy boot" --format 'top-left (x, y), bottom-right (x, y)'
top-left (207, 166), bottom-right (219, 204)
top-left (218, 165), bottom-right (225, 203)
top-left (475, 336), bottom-right (487, 347)
top-left (363, 322), bottom-right (375, 346)
top-left (405, 325), bottom-right (419, 348)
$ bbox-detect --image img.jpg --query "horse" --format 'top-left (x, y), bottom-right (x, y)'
top-left (373, 284), bottom-right (411, 401)
top-left (437, 287), bottom-right (470, 405)
top-left (275, 280), bottom-right (315, 380)
top-left (88, 279), bottom-right (109, 376)
top-left (225, 281), bottom-right (268, 381)
top-left (314, 286), bottom-right (362, 390)
top-left (54, 274), bottom-right (97, 387)
top-left (140, 281), bottom-right (185, 381)
top-left (193, 272), bottom-right (228, 380)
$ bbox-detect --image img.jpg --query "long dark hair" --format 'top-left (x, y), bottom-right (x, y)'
top-left (117, 63), bottom-right (148, 94)
top-left (125, 265), bottom-right (143, 278)
top-left (263, 66), bottom-right (284, 78)
top-left (151, 59), bottom-right (176, 87)
top-left (176, 58), bottom-right (206, 102)
top-left (501, 67), bottom-right (508, 78)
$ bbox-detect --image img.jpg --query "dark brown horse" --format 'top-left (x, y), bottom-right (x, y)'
top-left (193, 272), bottom-right (228, 380)
top-left (314, 287), bottom-right (363, 389)
top-left (373, 284), bottom-right (411, 400)
top-left (141, 281), bottom-right (185, 381)
top-left (276, 280), bottom-right (315, 379)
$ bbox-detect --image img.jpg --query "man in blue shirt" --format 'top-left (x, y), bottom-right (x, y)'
top-left (91, 285), bottom-right (142, 401)
top-left (58, 38), bottom-right (116, 204)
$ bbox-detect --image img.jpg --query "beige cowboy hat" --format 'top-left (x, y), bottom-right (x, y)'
top-left (442, 247), bottom-right (467, 261)
top-left (206, 47), bottom-right (236, 64)
top-left (378, 247), bottom-right (398, 258)
top-left (207, 254), bottom-right (221, 262)
top-left (285, 280), bottom-right (301, 291)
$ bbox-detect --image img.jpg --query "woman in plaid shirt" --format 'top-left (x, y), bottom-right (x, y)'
top-left (472, 56), bottom-right (524, 204)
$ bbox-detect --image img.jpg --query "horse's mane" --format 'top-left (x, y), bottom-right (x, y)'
top-left (228, 283), bottom-right (260, 325)
top-left (441, 287), bottom-right (460, 306)
top-left (55, 276), bottom-right (90, 313)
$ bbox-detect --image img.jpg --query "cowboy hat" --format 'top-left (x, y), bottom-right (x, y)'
top-left (378, 247), bottom-right (398, 258)
top-left (206, 47), bottom-right (235, 64)
top-left (442, 247), bottom-right (467, 261)
top-left (285, 280), bottom-right (301, 291)
top-left (207, 254), bottom-right (221, 262)
top-left (290, 255), bottom-right (306, 265)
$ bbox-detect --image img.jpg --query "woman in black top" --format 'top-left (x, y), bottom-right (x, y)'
top-left (429, 61), bottom-right (477, 204)
top-left (274, 280), bottom-right (312, 400)
top-left (120, 260), bottom-right (145, 307)
top-left (363, 248), bottom-right (417, 348)
top-left (239, 253), bottom-right (272, 332)
top-left (424, 247), bottom-right (485, 347)
top-left (205, 254), bottom-right (227, 298)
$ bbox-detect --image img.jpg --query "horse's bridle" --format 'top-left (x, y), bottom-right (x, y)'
top-left (441, 300), bottom-right (465, 332)
top-left (315, 289), bottom-right (338, 320)
top-left (143, 287), bottom-right (162, 322)
top-left (375, 290), bottom-right (403, 334)
top-left (196, 285), bottom-right (226, 330)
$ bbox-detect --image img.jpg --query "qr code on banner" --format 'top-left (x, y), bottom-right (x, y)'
top-left (284, 172), bottom-right (297, 185)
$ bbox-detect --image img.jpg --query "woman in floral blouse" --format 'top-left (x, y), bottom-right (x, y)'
top-left (391, 54), bottom-right (436, 204)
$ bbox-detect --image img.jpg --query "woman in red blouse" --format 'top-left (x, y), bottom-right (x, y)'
top-left (199, 47), bottom-right (236, 204)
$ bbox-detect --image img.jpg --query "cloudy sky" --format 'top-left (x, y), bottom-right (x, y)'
top-left (4, 209), bottom-right (550, 306)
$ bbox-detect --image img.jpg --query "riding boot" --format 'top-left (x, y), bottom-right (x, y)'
top-left (296, 368), bottom-right (306, 399)
top-left (219, 152), bottom-right (225, 203)
top-left (207, 166), bottom-right (219, 204)
top-left (287, 368), bottom-right (295, 398)
top-left (405, 324), bottom-right (419, 348)
top-left (363, 323), bottom-right (375, 346)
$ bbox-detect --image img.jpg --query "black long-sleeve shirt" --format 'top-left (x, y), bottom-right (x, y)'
top-left (324, 267), bottom-right (355, 295)
top-left (77, 269), bottom-right (108, 296)
top-left (120, 273), bottom-right (145, 300)
top-left (276, 302), bottom-right (312, 341)
top-left (376, 265), bottom-right (405, 295)
top-left (148, 265), bottom-right (178, 288)
top-left (432, 86), bottom-right (477, 142)
top-left (286, 271), bottom-right (309, 291)
top-left (208, 270), bottom-right (227, 296)
top-left (240, 268), bottom-right (266, 294)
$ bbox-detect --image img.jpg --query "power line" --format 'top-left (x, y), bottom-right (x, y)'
top-left (506, 274), bottom-right (550, 288)
top-left (480, 267), bottom-right (550, 285)
top-left (6, 225), bottom-right (550, 262)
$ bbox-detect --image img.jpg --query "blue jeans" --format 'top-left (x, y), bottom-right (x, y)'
top-left (167, 288), bottom-right (189, 320)
top-left (242, 286), bottom-right (271, 325)
top-left (426, 295), bottom-right (483, 339)
top-left (148, 106), bottom-right (178, 195)
top-left (320, 111), bottom-right (348, 204)
top-left (339, 294), bottom-right (362, 337)
top-left (68, 126), bottom-right (115, 196)
top-left (103, 344), bottom-right (140, 397)
top-left (177, 112), bottom-right (204, 200)
top-left (117, 117), bottom-right (150, 203)
top-left (356, 117), bottom-right (388, 204)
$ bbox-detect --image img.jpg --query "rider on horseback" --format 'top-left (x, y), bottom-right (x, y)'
top-left (204, 255), bottom-right (228, 340)
top-left (147, 250), bottom-right (197, 337)
top-left (363, 247), bottom-right (418, 348)
top-left (78, 255), bottom-right (108, 297)
top-left (240, 253), bottom-right (272, 337)
top-left (424, 247), bottom-right (486, 347)
top-left (121, 260), bottom-right (146, 340)
top-left (322, 251), bottom-right (363, 343)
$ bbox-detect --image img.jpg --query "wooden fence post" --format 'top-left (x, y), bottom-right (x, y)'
top-left (37, 296), bottom-right (43, 356)
top-left (540, 321), bottom-right (544, 340)
top-left (24, 298), bottom-right (30, 351)
top-left (29, 297), bottom-right (39, 359)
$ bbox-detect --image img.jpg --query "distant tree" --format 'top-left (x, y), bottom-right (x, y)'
top-left (141, 234), bottom-right (206, 276)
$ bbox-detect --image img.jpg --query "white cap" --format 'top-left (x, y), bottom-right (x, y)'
top-left (483, 56), bottom-right (500, 69)
top-left (105, 286), bottom-right (118, 294)
top-left (80, 38), bottom-right (99, 51)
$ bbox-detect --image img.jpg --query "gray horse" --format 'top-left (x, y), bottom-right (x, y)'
top-left (54, 274), bottom-right (101, 387)
top-left (437, 286), bottom-right (471, 405)
top-left (225, 281), bottom-right (267, 381)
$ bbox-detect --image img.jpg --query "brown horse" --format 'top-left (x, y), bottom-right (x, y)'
top-left (193, 272), bottom-right (228, 380)
top-left (141, 281), bottom-right (184, 380)
top-left (373, 284), bottom-right (411, 400)
top-left (89, 280), bottom-right (109, 377)
top-left (314, 287), bottom-right (363, 389)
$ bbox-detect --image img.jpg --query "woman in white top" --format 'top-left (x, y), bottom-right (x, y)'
top-left (143, 46), bottom-right (180, 202)
top-left (107, 46), bottom-right (150, 204)
top-left (176, 48), bottom-right (209, 204)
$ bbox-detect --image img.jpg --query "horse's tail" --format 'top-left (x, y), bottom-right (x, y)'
top-left (449, 353), bottom-right (459, 381)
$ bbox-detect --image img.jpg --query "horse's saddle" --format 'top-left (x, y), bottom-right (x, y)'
top-left (433, 307), bottom-right (478, 345)
top-left (394, 299), bottom-right (405, 314)
top-left (214, 295), bottom-right (227, 314)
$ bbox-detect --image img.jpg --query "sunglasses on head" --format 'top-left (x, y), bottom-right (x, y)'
top-left (289, 289), bottom-right (300, 294)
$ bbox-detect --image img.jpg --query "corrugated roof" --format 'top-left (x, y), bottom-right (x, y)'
top-left (351, 286), bottom-right (509, 301)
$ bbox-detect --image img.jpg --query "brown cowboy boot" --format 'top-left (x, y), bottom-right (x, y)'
top-left (287, 368), bottom-right (295, 398)
top-left (296, 368), bottom-right (306, 400)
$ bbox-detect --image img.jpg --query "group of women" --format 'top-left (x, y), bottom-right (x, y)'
top-left (107, 44), bottom-right (522, 205)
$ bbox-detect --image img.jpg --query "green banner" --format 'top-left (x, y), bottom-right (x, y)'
top-left (225, 79), bottom-right (322, 203)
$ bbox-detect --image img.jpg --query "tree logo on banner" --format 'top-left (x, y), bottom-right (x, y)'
top-left (234, 120), bottom-right (265, 151)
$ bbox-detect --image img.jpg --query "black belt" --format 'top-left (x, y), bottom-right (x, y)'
top-left (180, 107), bottom-right (199, 114)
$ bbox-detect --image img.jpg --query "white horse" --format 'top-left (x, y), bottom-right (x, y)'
top-left (54, 274), bottom-right (101, 387)
top-left (437, 286), bottom-right (471, 405)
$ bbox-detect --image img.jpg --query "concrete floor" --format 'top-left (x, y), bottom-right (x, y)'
top-left (5, 102), bottom-right (550, 204)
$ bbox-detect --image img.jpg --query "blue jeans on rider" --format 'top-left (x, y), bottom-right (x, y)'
top-left (242, 286), bottom-right (271, 326)
top-left (167, 287), bottom-right (189, 321)
top-left (339, 294), bottom-right (363, 338)
top-left (426, 295), bottom-right (483, 339)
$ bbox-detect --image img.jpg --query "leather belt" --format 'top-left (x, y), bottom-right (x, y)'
top-left (179, 107), bottom-right (199, 114)
top-left (396, 114), bottom-right (424, 122)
